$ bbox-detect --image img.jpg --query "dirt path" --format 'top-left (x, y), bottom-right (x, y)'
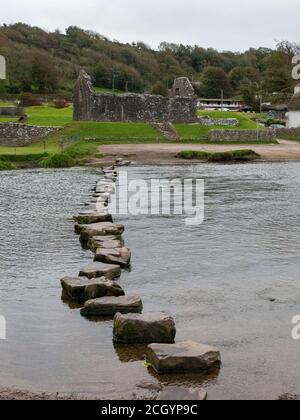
top-left (96, 140), bottom-right (300, 165)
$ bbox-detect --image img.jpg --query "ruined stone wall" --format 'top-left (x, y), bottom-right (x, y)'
top-left (208, 129), bottom-right (277, 142)
top-left (0, 107), bottom-right (24, 116)
top-left (73, 70), bottom-right (197, 123)
top-left (0, 123), bottom-right (61, 146)
top-left (275, 127), bottom-right (300, 137)
top-left (199, 117), bottom-right (239, 127)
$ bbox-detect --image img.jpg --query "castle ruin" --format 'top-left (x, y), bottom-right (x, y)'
top-left (73, 70), bottom-right (197, 123)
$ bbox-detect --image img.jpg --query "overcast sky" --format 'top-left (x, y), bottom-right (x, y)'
top-left (1, 0), bottom-right (300, 51)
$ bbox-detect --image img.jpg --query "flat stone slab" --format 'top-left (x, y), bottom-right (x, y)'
top-left (158, 387), bottom-right (207, 401)
top-left (94, 247), bottom-right (131, 267)
top-left (146, 341), bottom-right (221, 374)
top-left (81, 295), bottom-right (143, 317)
top-left (74, 212), bottom-right (112, 224)
top-left (88, 235), bottom-right (123, 252)
top-left (113, 312), bottom-right (176, 344)
top-left (75, 222), bottom-right (124, 244)
top-left (79, 262), bottom-right (121, 280)
top-left (61, 276), bottom-right (124, 302)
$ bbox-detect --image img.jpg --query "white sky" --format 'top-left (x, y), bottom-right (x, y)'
top-left (1, 0), bottom-right (300, 51)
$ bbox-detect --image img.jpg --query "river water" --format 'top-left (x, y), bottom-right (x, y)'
top-left (0, 163), bottom-right (300, 400)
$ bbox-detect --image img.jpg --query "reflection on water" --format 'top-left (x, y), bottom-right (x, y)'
top-left (0, 163), bottom-right (300, 400)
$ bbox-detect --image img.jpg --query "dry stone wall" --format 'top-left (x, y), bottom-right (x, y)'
top-left (208, 129), bottom-right (277, 142)
top-left (0, 107), bottom-right (24, 116)
top-left (0, 123), bottom-right (61, 146)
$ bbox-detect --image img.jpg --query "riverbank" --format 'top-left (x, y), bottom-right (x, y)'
top-left (97, 139), bottom-right (300, 165)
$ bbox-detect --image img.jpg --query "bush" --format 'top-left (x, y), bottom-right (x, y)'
top-left (176, 150), bottom-right (210, 160)
top-left (264, 118), bottom-right (285, 127)
top-left (0, 153), bottom-right (48, 163)
top-left (208, 150), bottom-right (260, 162)
top-left (19, 92), bottom-right (42, 107)
top-left (176, 149), bottom-right (260, 162)
top-left (0, 159), bottom-right (16, 170)
top-left (40, 152), bottom-right (76, 168)
top-left (52, 99), bottom-right (69, 109)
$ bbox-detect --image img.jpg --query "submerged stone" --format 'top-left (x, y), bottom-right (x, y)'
top-left (146, 341), bottom-right (221, 374)
top-left (60, 276), bottom-right (124, 302)
top-left (79, 261), bottom-right (121, 280)
top-left (113, 312), bottom-right (176, 344)
top-left (81, 295), bottom-right (143, 317)
top-left (94, 247), bottom-right (131, 267)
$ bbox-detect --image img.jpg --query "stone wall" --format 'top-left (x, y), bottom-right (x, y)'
top-left (199, 117), bottom-right (239, 127)
top-left (275, 127), bottom-right (300, 137)
top-left (208, 129), bottom-right (277, 142)
top-left (0, 123), bottom-right (61, 146)
top-left (0, 107), bottom-right (24, 116)
top-left (73, 70), bottom-right (197, 124)
top-left (170, 77), bottom-right (195, 98)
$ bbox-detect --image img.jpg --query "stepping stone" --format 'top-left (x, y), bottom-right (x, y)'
top-left (103, 169), bottom-right (118, 176)
top-left (94, 247), bottom-right (131, 267)
top-left (158, 387), bottom-right (207, 401)
top-left (93, 192), bottom-right (113, 198)
top-left (61, 276), bottom-right (124, 302)
top-left (113, 312), bottom-right (176, 344)
top-left (116, 159), bottom-right (131, 167)
top-left (88, 236), bottom-right (123, 252)
top-left (75, 222), bottom-right (124, 244)
top-left (79, 262), bottom-right (121, 280)
top-left (146, 341), bottom-right (221, 374)
top-left (103, 175), bottom-right (117, 181)
top-left (81, 295), bottom-right (143, 317)
top-left (74, 212), bottom-right (112, 224)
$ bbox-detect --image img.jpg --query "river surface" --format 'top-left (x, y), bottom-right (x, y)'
top-left (0, 163), bottom-right (300, 400)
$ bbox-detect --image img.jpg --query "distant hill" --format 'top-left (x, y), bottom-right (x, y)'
top-left (0, 23), bottom-right (298, 106)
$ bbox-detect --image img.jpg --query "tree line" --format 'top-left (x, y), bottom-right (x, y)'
top-left (0, 23), bottom-right (299, 109)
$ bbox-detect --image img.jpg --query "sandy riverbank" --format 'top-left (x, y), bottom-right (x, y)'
top-left (97, 140), bottom-right (300, 165)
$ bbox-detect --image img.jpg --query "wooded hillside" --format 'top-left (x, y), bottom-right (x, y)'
top-left (0, 23), bottom-right (298, 107)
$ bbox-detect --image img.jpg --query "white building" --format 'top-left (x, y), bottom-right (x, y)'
top-left (287, 84), bottom-right (300, 128)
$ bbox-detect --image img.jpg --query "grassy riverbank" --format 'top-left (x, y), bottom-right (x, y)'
top-left (0, 106), bottom-right (280, 168)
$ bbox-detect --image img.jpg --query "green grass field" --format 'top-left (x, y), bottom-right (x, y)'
top-left (178, 110), bottom-right (259, 140)
top-left (94, 87), bottom-right (124, 94)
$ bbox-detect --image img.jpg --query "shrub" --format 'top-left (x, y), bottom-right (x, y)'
top-left (0, 159), bottom-right (16, 170)
top-left (40, 152), bottom-right (76, 168)
top-left (19, 92), bottom-right (42, 107)
top-left (176, 150), bottom-right (210, 160)
top-left (176, 149), bottom-right (261, 162)
top-left (208, 150), bottom-right (260, 162)
top-left (52, 98), bottom-right (69, 109)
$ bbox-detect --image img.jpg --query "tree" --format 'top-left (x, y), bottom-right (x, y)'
top-left (229, 66), bottom-right (260, 93)
top-left (262, 51), bottom-right (293, 96)
top-left (151, 81), bottom-right (168, 97)
top-left (200, 66), bottom-right (232, 98)
top-left (92, 63), bottom-right (112, 89)
top-left (31, 52), bottom-right (60, 92)
top-left (239, 81), bottom-right (261, 112)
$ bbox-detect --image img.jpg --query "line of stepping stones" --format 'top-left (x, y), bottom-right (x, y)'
top-left (60, 159), bottom-right (221, 401)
